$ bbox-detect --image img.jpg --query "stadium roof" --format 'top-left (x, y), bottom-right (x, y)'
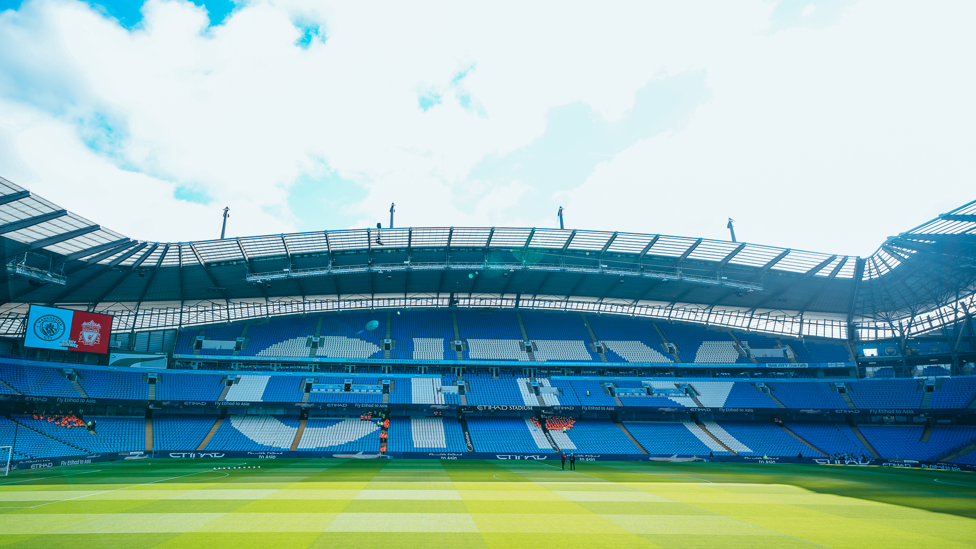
top-left (1, 176), bottom-right (974, 339)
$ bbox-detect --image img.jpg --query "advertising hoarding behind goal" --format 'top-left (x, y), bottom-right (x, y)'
top-left (24, 305), bottom-right (113, 354)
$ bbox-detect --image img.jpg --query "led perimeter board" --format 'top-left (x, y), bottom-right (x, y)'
top-left (24, 305), bottom-right (113, 354)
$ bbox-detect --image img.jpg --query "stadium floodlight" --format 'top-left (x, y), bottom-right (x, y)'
top-left (727, 218), bottom-right (737, 242)
top-left (558, 206), bottom-right (565, 230)
top-left (220, 207), bottom-right (230, 239)
top-left (390, 203), bottom-right (395, 229)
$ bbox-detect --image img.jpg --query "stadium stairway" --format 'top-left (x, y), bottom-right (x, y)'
top-left (580, 314), bottom-right (608, 362)
top-left (514, 312), bottom-right (536, 361)
top-left (850, 424), bottom-right (880, 458)
top-left (459, 415), bottom-right (475, 452)
top-left (616, 422), bottom-right (648, 454)
top-left (696, 422), bottom-right (739, 455)
top-left (840, 389), bottom-right (857, 410)
top-left (652, 323), bottom-right (681, 362)
top-left (921, 423), bottom-right (934, 442)
top-left (217, 383), bottom-right (232, 402)
top-left (70, 378), bottom-right (89, 398)
top-left (145, 417), bottom-right (153, 451)
top-left (0, 379), bottom-right (20, 395)
top-left (777, 423), bottom-right (826, 456)
top-left (290, 418), bottom-right (307, 451)
top-left (197, 417), bottom-right (224, 451)
top-left (766, 390), bottom-right (787, 408)
top-left (937, 439), bottom-right (976, 463)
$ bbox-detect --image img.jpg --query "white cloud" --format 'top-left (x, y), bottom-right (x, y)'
top-left (0, 0), bottom-right (972, 257)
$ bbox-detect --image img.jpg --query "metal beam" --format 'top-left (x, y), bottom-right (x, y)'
top-left (0, 190), bottom-right (31, 206)
top-left (939, 214), bottom-right (976, 222)
top-left (90, 243), bottom-right (158, 308)
top-left (754, 249), bottom-right (791, 278)
top-left (22, 225), bottom-right (100, 252)
top-left (189, 243), bottom-right (229, 303)
top-left (848, 257), bottom-right (866, 323)
top-left (673, 238), bottom-right (702, 267)
top-left (61, 238), bottom-right (132, 263)
top-left (560, 230), bottom-right (577, 253)
top-left (46, 242), bottom-right (148, 305)
top-left (439, 227), bottom-right (453, 297)
top-left (280, 235), bottom-right (302, 300)
top-left (636, 235), bottom-right (660, 263)
top-left (599, 232), bottom-right (618, 258)
top-left (716, 243), bottom-right (746, 269)
top-left (565, 273), bottom-right (588, 299)
top-left (799, 256), bottom-right (848, 313)
top-left (0, 210), bottom-right (67, 235)
top-left (135, 243), bottom-right (169, 309)
top-left (752, 255), bottom-right (837, 311)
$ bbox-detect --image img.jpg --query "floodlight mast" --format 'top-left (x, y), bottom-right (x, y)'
top-left (390, 203), bottom-right (395, 229)
top-left (558, 206), bottom-right (564, 230)
top-left (220, 207), bottom-right (230, 239)
top-left (727, 218), bottom-right (736, 243)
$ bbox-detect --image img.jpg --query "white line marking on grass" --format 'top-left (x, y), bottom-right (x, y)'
top-left (531, 461), bottom-right (832, 549)
top-left (0, 470), bottom-right (102, 485)
top-left (20, 466), bottom-right (242, 510)
top-left (173, 472), bottom-right (230, 483)
top-left (934, 478), bottom-right (976, 487)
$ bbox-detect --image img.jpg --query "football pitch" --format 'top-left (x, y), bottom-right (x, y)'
top-left (0, 459), bottom-right (974, 549)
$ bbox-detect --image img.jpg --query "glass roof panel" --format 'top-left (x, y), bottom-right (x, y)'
top-left (327, 229), bottom-right (369, 251)
top-left (528, 228), bottom-right (572, 249)
top-left (449, 227), bottom-right (491, 247)
top-left (687, 239), bottom-right (742, 262)
top-left (488, 227), bottom-right (532, 248)
top-left (410, 227), bottom-right (451, 247)
top-left (566, 230), bottom-right (613, 251)
top-left (284, 232), bottom-right (329, 255)
top-left (194, 240), bottom-right (244, 263)
top-left (647, 235), bottom-right (699, 258)
top-left (241, 235), bottom-right (288, 257)
top-left (606, 232), bottom-right (656, 254)
top-left (774, 249), bottom-right (833, 274)
top-left (372, 228), bottom-right (410, 249)
top-left (727, 244), bottom-right (783, 267)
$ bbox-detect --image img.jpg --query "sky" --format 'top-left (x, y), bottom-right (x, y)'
top-left (0, 0), bottom-right (972, 257)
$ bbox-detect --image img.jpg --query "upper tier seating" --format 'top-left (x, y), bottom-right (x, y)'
top-left (656, 324), bottom-right (740, 363)
top-left (262, 376), bottom-right (305, 402)
top-left (157, 373), bottom-right (224, 401)
top-left (390, 310), bottom-right (454, 360)
top-left (457, 310), bottom-right (525, 361)
top-left (586, 315), bottom-right (672, 363)
top-left (152, 414), bottom-right (217, 450)
top-left (225, 375), bottom-right (270, 401)
top-left (0, 364), bottom-right (78, 397)
top-left (848, 379), bottom-right (923, 409)
top-left (77, 369), bottom-right (148, 400)
top-left (465, 374), bottom-right (524, 406)
top-left (767, 382), bottom-right (848, 409)
top-left (930, 377), bottom-right (976, 409)
top-left (519, 311), bottom-right (599, 362)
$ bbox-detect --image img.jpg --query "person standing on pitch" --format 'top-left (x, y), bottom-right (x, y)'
top-left (570, 453), bottom-right (576, 470)
top-left (561, 452), bottom-right (566, 470)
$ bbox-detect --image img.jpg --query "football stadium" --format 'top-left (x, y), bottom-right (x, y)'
top-left (0, 176), bottom-right (975, 548)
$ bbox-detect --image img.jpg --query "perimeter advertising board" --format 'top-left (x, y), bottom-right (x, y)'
top-left (23, 305), bottom-right (112, 354)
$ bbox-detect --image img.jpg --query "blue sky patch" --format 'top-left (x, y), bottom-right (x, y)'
top-left (294, 21), bottom-right (323, 49)
top-left (288, 168), bottom-right (367, 232)
top-left (66, 0), bottom-right (237, 29)
top-left (418, 91), bottom-right (441, 112)
top-left (174, 185), bottom-right (214, 205)
top-left (465, 71), bottom-right (709, 223)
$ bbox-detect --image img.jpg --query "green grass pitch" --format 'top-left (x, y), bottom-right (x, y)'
top-left (0, 459), bottom-right (974, 549)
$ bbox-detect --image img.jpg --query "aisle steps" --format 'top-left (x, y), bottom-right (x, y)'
top-left (197, 417), bottom-right (223, 451)
top-left (290, 418), bottom-right (307, 451)
top-left (616, 422), bottom-right (648, 454)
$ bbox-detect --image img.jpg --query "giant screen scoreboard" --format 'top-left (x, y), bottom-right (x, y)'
top-left (23, 305), bottom-right (113, 354)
